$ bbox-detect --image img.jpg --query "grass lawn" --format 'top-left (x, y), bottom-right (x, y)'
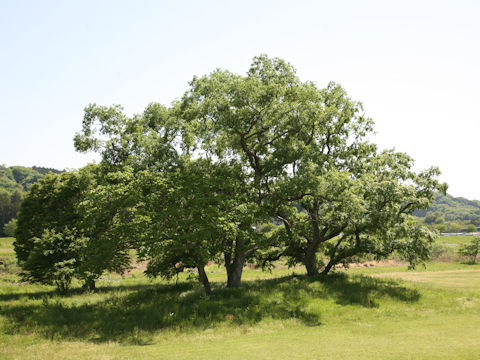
top-left (1, 238), bottom-right (480, 359)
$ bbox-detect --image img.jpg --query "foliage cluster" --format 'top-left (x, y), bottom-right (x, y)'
top-left (457, 237), bottom-right (480, 264)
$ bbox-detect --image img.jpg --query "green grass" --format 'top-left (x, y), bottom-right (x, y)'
top-left (0, 237), bottom-right (14, 256)
top-left (1, 238), bottom-right (480, 359)
top-left (372, 269), bottom-right (480, 288)
top-left (344, 260), bottom-right (480, 274)
top-left (436, 235), bottom-right (475, 246)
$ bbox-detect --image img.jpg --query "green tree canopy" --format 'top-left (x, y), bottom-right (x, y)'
top-left (71, 54), bottom-right (446, 291)
top-left (178, 55), bottom-right (445, 276)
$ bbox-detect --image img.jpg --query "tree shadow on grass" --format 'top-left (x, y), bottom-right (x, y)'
top-left (0, 273), bottom-right (419, 343)
top-left (0, 283), bottom-right (163, 302)
top-left (460, 260), bottom-right (478, 265)
top-left (315, 272), bottom-right (420, 307)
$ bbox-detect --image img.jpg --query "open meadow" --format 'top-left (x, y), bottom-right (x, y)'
top-left (437, 235), bottom-right (475, 246)
top-left (3, 2), bottom-right (480, 359)
top-left (1, 237), bottom-right (480, 360)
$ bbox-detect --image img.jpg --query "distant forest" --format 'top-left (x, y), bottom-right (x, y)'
top-left (0, 165), bottom-right (63, 236)
top-left (414, 193), bottom-right (480, 232)
top-left (0, 164), bottom-right (478, 236)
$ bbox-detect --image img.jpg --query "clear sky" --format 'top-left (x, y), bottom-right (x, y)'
top-left (1, 0), bottom-right (479, 199)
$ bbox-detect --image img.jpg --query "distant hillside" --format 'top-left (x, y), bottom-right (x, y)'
top-left (414, 193), bottom-right (480, 231)
top-left (0, 165), bottom-right (63, 236)
top-left (0, 165), bottom-right (63, 193)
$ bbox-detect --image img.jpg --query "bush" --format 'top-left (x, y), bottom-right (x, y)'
top-left (21, 228), bottom-right (88, 292)
top-left (465, 224), bottom-right (478, 233)
top-left (0, 256), bottom-right (20, 275)
top-left (457, 237), bottom-right (480, 264)
top-left (3, 218), bottom-right (17, 237)
top-left (430, 243), bottom-right (456, 261)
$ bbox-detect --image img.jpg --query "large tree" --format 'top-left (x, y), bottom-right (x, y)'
top-left (178, 55), bottom-right (445, 276)
top-left (177, 55), bottom-right (370, 276)
top-left (73, 54), bottom-right (445, 288)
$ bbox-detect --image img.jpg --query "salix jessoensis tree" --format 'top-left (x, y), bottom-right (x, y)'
top-left (178, 55), bottom-right (373, 276)
top-left (74, 54), bottom-right (445, 283)
top-left (179, 55), bottom-right (445, 276)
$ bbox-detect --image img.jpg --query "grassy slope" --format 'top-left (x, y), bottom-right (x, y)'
top-left (1, 239), bottom-right (480, 359)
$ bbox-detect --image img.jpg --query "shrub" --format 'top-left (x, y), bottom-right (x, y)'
top-left (21, 228), bottom-right (88, 292)
top-left (457, 237), bottom-right (480, 264)
top-left (430, 243), bottom-right (456, 261)
top-left (3, 218), bottom-right (17, 237)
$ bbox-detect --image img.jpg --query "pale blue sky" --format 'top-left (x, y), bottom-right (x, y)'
top-left (1, 0), bottom-right (479, 198)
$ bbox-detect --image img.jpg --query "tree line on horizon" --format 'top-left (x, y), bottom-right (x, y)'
top-left (414, 193), bottom-right (480, 233)
top-left (0, 165), bottom-right (63, 237)
top-left (10, 56), bottom-right (449, 295)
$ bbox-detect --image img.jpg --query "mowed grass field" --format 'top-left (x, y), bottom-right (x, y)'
top-left (437, 235), bottom-right (477, 246)
top-left (1, 237), bottom-right (480, 360)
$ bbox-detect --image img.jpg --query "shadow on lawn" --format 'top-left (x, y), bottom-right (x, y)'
top-left (0, 283), bottom-right (159, 302)
top-left (0, 273), bottom-right (420, 343)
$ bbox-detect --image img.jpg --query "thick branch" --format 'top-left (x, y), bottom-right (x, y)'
top-left (399, 201), bottom-right (417, 215)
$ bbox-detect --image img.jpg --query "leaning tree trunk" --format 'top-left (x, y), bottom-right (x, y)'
top-left (321, 235), bottom-right (345, 275)
top-left (321, 260), bottom-right (335, 275)
top-left (197, 265), bottom-right (212, 296)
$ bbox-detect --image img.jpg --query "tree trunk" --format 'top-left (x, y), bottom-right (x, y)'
top-left (321, 237), bottom-right (344, 275)
top-left (226, 255), bottom-right (245, 288)
top-left (197, 265), bottom-right (212, 296)
top-left (304, 241), bottom-right (319, 276)
top-left (304, 202), bottom-right (321, 276)
top-left (321, 260), bottom-right (335, 275)
top-left (224, 237), bottom-right (246, 288)
top-left (83, 277), bottom-right (96, 292)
